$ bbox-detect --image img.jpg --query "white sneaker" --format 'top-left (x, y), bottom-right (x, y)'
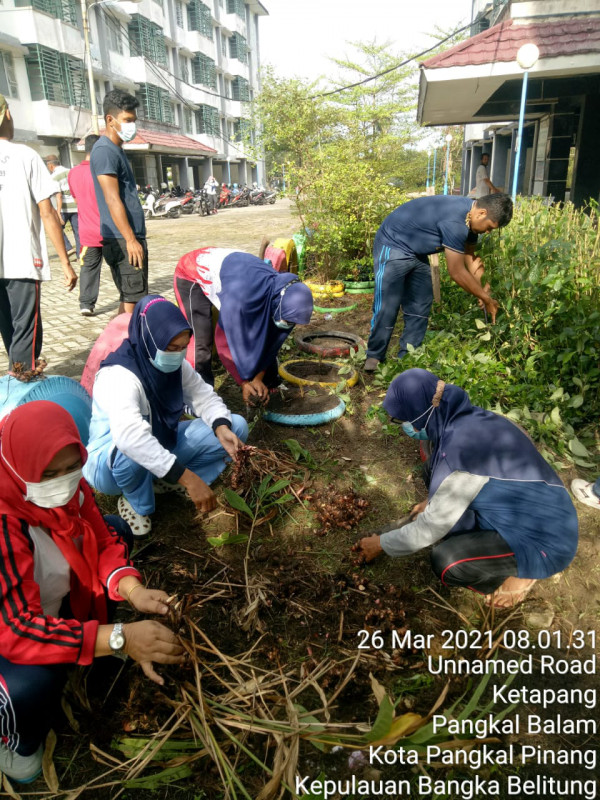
top-left (153, 478), bottom-right (187, 496)
top-left (571, 479), bottom-right (600, 510)
top-left (0, 743), bottom-right (43, 783)
top-left (117, 496), bottom-right (152, 537)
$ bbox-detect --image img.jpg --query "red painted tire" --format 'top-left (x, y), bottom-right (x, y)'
top-left (295, 330), bottom-right (366, 358)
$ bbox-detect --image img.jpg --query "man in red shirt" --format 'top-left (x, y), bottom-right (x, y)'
top-left (68, 135), bottom-right (102, 316)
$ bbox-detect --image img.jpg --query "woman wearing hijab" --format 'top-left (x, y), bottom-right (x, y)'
top-left (357, 369), bottom-right (578, 608)
top-left (0, 401), bottom-right (184, 784)
top-left (84, 295), bottom-right (248, 536)
top-left (173, 247), bottom-right (313, 404)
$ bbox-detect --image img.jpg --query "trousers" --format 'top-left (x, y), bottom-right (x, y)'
top-left (88, 415), bottom-right (249, 515)
top-left (0, 279), bottom-right (42, 369)
top-left (367, 237), bottom-right (433, 362)
top-left (0, 516), bottom-right (132, 756)
top-left (430, 529), bottom-right (518, 595)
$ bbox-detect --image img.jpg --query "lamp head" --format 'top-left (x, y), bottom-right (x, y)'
top-left (516, 43), bottom-right (539, 70)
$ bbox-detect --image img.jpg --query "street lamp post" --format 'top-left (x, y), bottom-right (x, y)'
top-left (426, 149), bottom-right (431, 190)
top-left (511, 42), bottom-right (539, 203)
top-left (432, 147), bottom-right (437, 194)
top-left (443, 133), bottom-right (452, 195)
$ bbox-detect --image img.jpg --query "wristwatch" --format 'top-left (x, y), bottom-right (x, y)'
top-left (108, 622), bottom-right (127, 658)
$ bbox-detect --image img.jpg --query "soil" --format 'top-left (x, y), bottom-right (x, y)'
top-left (300, 335), bottom-right (358, 347)
top-left (283, 360), bottom-right (350, 383)
top-left (267, 386), bottom-right (341, 414)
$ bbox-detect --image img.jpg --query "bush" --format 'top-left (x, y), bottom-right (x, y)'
top-left (373, 197), bottom-right (600, 469)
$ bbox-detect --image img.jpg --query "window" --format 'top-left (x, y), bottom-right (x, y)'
top-left (231, 75), bottom-right (249, 102)
top-left (25, 44), bottom-right (89, 107)
top-left (191, 52), bottom-right (216, 89)
top-left (15, 0), bottom-right (78, 24)
top-left (0, 52), bottom-right (18, 99)
top-left (229, 32), bottom-right (247, 64)
top-left (195, 103), bottom-right (219, 135)
top-left (233, 117), bottom-right (251, 141)
top-left (136, 82), bottom-right (174, 123)
top-left (184, 106), bottom-right (193, 133)
top-left (128, 14), bottom-right (167, 67)
top-left (187, 0), bottom-right (212, 39)
top-left (106, 18), bottom-right (124, 55)
top-left (226, 0), bottom-right (244, 18)
top-left (179, 55), bottom-right (189, 83)
top-left (175, 0), bottom-right (184, 27)
top-left (221, 32), bottom-right (227, 57)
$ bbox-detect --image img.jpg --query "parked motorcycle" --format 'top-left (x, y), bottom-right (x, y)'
top-left (144, 189), bottom-right (182, 219)
top-left (218, 184), bottom-right (232, 209)
top-left (229, 186), bottom-right (251, 208)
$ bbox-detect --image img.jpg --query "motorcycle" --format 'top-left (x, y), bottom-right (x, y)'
top-left (144, 190), bottom-right (182, 219)
top-left (229, 186), bottom-right (250, 208)
top-left (218, 185), bottom-right (232, 209)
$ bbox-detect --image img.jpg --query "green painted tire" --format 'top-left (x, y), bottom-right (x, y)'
top-left (313, 303), bottom-right (357, 314)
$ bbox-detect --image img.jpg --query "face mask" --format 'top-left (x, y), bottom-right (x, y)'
top-left (401, 404), bottom-right (435, 440)
top-left (273, 317), bottom-right (295, 330)
top-left (115, 120), bottom-right (137, 143)
top-left (150, 348), bottom-right (186, 373)
top-left (24, 469), bottom-right (82, 508)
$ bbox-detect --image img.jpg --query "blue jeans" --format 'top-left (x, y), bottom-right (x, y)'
top-left (61, 212), bottom-right (80, 257)
top-left (87, 416), bottom-right (248, 514)
top-left (594, 477), bottom-right (600, 498)
top-left (367, 238), bottom-right (433, 362)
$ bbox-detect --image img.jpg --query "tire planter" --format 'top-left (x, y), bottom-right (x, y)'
top-left (263, 396), bottom-right (346, 426)
top-left (313, 303), bottom-right (357, 315)
top-left (343, 280), bottom-right (375, 290)
top-left (345, 287), bottom-right (374, 295)
top-left (272, 237), bottom-right (299, 275)
top-left (279, 359), bottom-right (359, 388)
top-left (306, 280), bottom-right (344, 295)
top-left (295, 330), bottom-right (366, 358)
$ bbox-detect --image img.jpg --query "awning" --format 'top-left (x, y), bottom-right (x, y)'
top-left (418, 17), bottom-right (600, 126)
top-left (77, 127), bottom-right (217, 157)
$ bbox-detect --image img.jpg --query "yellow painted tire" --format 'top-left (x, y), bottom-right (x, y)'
top-left (278, 359), bottom-right (359, 388)
top-left (312, 290), bottom-right (345, 299)
top-left (272, 237), bottom-right (299, 274)
top-left (305, 280), bottom-right (344, 294)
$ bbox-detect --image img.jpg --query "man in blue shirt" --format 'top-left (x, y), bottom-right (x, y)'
top-left (90, 90), bottom-right (148, 314)
top-left (364, 194), bottom-right (513, 372)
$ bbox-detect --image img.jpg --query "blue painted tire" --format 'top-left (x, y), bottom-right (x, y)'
top-left (263, 397), bottom-right (346, 426)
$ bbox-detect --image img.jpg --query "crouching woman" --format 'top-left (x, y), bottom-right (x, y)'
top-left (357, 369), bottom-right (578, 608)
top-left (0, 401), bottom-right (184, 784)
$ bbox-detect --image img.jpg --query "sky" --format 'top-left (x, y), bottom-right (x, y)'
top-left (258, 0), bottom-right (473, 84)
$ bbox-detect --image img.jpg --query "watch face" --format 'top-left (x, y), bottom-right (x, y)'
top-left (111, 632), bottom-right (126, 650)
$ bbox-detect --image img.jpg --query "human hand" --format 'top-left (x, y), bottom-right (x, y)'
top-left (178, 470), bottom-right (216, 513)
top-left (242, 378), bottom-right (269, 406)
top-left (62, 264), bottom-right (77, 291)
top-left (126, 238), bottom-right (145, 270)
top-left (482, 295), bottom-right (499, 324)
top-left (127, 585), bottom-right (171, 616)
top-left (353, 535), bottom-right (383, 564)
top-left (123, 620), bottom-right (185, 685)
top-left (60, 218), bottom-right (66, 227)
top-left (215, 425), bottom-right (242, 460)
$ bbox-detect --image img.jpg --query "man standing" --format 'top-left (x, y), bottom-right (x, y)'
top-left (0, 95), bottom-right (77, 378)
top-left (475, 153), bottom-right (500, 198)
top-left (68, 135), bottom-right (102, 316)
top-left (204, 175), bottom-right (218, 214)
top-left (43, 154), bottom-right (80, 257)
top-left (364, 194), bottom-right (513, 373)
top-left (90, 90), bottom-right (148, 315)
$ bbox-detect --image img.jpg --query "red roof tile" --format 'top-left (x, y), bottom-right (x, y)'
top-left (422, 17), bottom-right (600, 69)
top-left (130, 128), bottom-right (217, 153)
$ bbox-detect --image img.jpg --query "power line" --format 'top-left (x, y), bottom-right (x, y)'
top-left (310, 21), bottom-right (472, 99)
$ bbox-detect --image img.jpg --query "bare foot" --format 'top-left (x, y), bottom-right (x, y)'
top-left (485, 577), bottom-right (537, 609)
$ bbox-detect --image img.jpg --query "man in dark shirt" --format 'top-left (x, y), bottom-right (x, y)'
top-left (90, 90), bottom-right (147, 314)
top-left (364, 194), bottom-right (513, 372)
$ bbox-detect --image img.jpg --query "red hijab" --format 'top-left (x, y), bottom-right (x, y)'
top-left (0, 401), bottom-right (107, 622)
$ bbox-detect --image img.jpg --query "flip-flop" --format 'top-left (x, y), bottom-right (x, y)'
top-left (484, 579), bottom-right (537, 609)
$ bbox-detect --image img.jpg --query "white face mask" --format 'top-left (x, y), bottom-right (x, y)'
top-left (24, 469), bottom-right (83, 508)
top-left (115, 120), bottom-right (137, 143)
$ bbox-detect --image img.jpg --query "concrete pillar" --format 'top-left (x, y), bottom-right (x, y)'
top-left (572, 94), bottom-right (600, 208)
top-left (156, 154), bottom-right (164, 187)
top-left (491, 134), bottom-right (509, 193)
top-left (201, 158), bottom-right (213, 183)
top-left (181, 157), bottom-right (193, 189)
top-left (237, 158), bottom-right (248, 186)
top-left (460, 145), bottom-right (471, 195)
top-left (470, 145), bottom-right (483, 193)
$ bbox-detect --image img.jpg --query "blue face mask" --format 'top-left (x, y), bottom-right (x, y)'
top-left (402, 422), bottom-right (429, 440)
top-left (150, 348), bottom-right (186, 373)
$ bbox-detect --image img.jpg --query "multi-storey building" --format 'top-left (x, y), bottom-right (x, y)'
top-left (0, 0), bottom-right (268, 187)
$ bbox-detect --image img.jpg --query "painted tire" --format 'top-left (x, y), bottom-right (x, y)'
top-left (313, 303), bottom-right (357, 315)
top-left (305, 281), bottom-right (344, 294)
top-left (312, 291), bottom-right (345, 299)
top-left (295, 330), bottom-right (366, 358)
top-left (263, 397), bottom-right (346, 426)
top-left (272, 237), bottom-right (299, 275)
top-left (344, 280), bottom-right (375, 289)
top-left (345, 287), bottom-right (374, 295)
top-left (279, 359), bottom-right (359, 388)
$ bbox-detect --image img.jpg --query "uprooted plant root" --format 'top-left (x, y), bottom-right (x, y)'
top-left (10, 358), bottom-right (47, 382)
top-left (309, 487), bottom-right (370, 533)
top-left (228, 443), bottom-right (309, 497)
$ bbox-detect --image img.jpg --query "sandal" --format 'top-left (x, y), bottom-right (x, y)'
top-left (571, 479), bottom-right (600, 510)
top-left (485, 579), bottom-right (537, 609)
top-left (118, 496), bottom-right (152, 538)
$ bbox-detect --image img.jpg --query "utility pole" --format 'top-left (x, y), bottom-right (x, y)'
top-left (81, 0), bottom-right (99, 134)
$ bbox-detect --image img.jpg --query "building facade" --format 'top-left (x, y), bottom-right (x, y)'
top-left (0, 0), bottom-right (268, 187)
top-left (418, 0), bottom-right (600, 206)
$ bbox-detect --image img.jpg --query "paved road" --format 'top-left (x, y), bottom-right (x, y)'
top-left (0, 200), bottom-right (298, 380)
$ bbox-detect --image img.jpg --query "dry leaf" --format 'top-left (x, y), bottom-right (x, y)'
top-left (2, 773), bottom-right (22, 800)
top-left (42, 729), bottom-right (59, 792)
top-left (369, 672), bottom-right (388, 707)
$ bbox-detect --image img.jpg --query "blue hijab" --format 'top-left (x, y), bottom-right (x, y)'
top-left (101, 296), bottom-right (192, 449)
top-left (383, 368), bottom-right (562, 497)
top-left (219, 253), bottom-right (313, 381)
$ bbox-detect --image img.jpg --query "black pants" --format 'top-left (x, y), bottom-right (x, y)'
top-left (174, 275), bottom-right (215, 384)
top-left (430, 529), bottom-right (518, 595)
top-left (102, 238), bottom-right (149, 303)
top-left (79, 246), bottom-right (104, 309)
top-left (0, 515), bottom-right (133, 755)
top-left (0, 279), bottom-right (42, 370)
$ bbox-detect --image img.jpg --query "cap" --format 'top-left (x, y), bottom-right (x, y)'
top-left (0, 94), bottom-right (7, 128)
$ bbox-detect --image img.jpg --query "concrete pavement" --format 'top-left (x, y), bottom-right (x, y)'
top-left (0, 200), bottom-right (298, 380)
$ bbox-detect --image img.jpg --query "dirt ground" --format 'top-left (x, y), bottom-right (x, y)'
top-left (14, 200), bottom-right (600, 799)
